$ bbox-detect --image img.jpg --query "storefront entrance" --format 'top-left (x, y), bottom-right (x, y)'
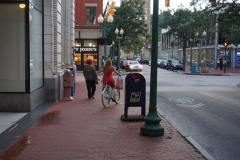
top-left (74, 39), bottom-right (99, 71)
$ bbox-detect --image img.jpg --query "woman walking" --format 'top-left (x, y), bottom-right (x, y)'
top-left (83, 59), bottom-right (98, 99)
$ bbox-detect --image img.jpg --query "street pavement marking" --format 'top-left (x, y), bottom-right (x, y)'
top-left (146, 86), bottom-right (238, 92)
top-left (199, 91), bottom-right (240, 106)
top-left (168, 98), bottom-right (204, 108)
top-left (177, 103), bottom-right (204, 108)
top-left (8, 124), bottom-right (18, 132)
top-left (169, 98), bottom-right (194, 104)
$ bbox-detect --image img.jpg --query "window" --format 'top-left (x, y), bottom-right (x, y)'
top-left (29, 0), bottom-right (43, 92)
top-left (83, 40), bottom-right (97, 47)
top-left (0, 3), bottom-right (26, 92)
top-left (86, 7), bottom-right (96, 25)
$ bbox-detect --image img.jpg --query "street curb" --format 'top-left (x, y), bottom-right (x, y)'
top-left (182, 73), bottom-right (224, 76)
top-left (178, 71), bottom-right (230, 76)
top-left (156, 107), bottom-right (215, 160)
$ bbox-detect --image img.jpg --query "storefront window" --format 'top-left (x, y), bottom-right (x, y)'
top-left (84, 40), bottom-right (97, 47)
top-left (83, 53), bottom-right (97, 65)
top-left (74, 39), bottom-right (99, 70)
top-left (74, 53), bottom-right (81, 65)
top-left (29, 0), bottom-right (43, 92)
top-left (0, 3), bottom-right (26, 92)
top-left (75, 39), bottom-right (81, 47)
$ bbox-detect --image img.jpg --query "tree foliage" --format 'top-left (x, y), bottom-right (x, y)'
top-left (107, 0), bottom-right (148, 54)
top-left (159, 8), bottom-right (196, 71)
top-left (190, 0), bottom-right (240, 45)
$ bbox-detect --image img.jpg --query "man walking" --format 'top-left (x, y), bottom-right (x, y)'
top-left (219, 56), bottom-right (223, 70)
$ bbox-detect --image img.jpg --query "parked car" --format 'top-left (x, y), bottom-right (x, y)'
top-left (125, 60), bottom-right (142, 72)
top-left (120, 60), bottom-right (128, 69)
top-left (112, 56), bottom-right (125, 67)
top-left (136, 58), bottom-right (141, 62)
top-left (159, 60), bottom-right (167, 69)
top-left (157, 59), bottom-right (163, 67)
top-left (149, 59), bottom-right (162, 67)
top-left (166, 59), bottom-right (183, 71)
top-left (140, 58), bottom-right (149, 64)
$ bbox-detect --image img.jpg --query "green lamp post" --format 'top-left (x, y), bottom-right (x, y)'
top-left (111, 41), bottom-right (115, 60)
top-left (140, 0), bottom-right (164, 137)
top-left (97, 14), bottom-right (114, 67)
top-left (115, 28), bottom-right (124, 72)
top-left (195, 31), bottom-right (206, 74)
top-left (189, 38), bottom-right (193, 71)
top-left (170, 42), bottom-right (174, 59)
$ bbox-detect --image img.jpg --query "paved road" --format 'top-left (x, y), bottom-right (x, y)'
top-left (142, 65), bottom-right (240, 160)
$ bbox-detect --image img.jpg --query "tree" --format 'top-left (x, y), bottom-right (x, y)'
top-left (190, 0), bottom-right (240, 45)
top-left (159, 8), bottom-right (197, 71)
top-left (107, 0), bottom-right (148, 54)
top-left (159, 7), bottom-right (215, 71)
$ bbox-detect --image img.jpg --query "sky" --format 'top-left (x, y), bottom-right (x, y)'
top-left (103, 0), bottom-right (193, 13)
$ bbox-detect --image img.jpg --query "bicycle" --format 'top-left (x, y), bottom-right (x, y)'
top-left (101, 82), bottom-right (120, 108)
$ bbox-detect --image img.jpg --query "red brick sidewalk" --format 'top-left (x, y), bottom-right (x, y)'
top-left (0, 82), bottom-right (205, 160)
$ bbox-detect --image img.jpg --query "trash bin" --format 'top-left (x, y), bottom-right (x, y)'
top-left (191, 66), bottom-right (196, 73)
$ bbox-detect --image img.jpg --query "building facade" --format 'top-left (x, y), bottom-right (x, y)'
top-left (0, 0), bottom-right (75, 112)
top-left (161, 29), bottom-right (240, 69)
top-left (74, 0), bottom-right (103, 71)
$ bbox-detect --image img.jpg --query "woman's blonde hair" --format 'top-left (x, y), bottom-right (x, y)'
top-left (103, 59), bottom-right (112, 74)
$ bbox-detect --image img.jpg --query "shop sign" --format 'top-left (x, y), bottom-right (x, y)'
top-left (75, 47), bottom-right (97, 53)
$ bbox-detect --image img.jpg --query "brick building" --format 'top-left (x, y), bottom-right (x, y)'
top-left (75, 0), bottom-right (103, 71)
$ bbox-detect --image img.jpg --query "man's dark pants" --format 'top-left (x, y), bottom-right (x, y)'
top-left (85, 80), bottom-right (96, 98)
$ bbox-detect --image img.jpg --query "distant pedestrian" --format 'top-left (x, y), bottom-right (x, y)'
top-left (217, 55), bottom-right (220, 70)
top-left (219, 56), bottom-right (223, 70)
top-left (83, 59), bottom-right (98, 99)
top-left (102, 59), bottom-right (121, 102)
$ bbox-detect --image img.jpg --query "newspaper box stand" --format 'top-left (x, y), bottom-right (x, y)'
top-left (62, 70), bottom-right (74, 101)
top-left (121, 73), bottom-right (146, 121)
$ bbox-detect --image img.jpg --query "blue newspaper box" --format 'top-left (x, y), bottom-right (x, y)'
top-left (191, 66), bottom-right (196, 73)
top-left (70, 68), bottom-right (75, 96)
top-left (121, 73), bottom-right (146, 121)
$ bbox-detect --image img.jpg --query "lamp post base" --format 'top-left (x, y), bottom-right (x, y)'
top-left (140, 123), bottom-right (164, 137)
top-left (196, 69), bottom-right (201, 73)
top-left (140, 110), bottom-right (164, 137)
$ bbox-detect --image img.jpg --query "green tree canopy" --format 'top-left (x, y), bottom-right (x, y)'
top-left (190, 0), bottom-right (240, 45)
top-left (107, 0), bottom-right (148, 54)
top-left (159, 8), bottom-right (196, 71)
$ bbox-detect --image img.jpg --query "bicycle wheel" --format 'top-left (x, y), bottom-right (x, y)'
top-left (102, 86), bottom-right (110, 108)
top-left (113, 88), bottom-right (120, 104)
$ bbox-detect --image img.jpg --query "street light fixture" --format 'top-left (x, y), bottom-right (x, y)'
top-left (97, 14), bottom-right (114, 67)
top-left (195, 30), bottom-right (206, 73)
top-left (115, 28), bottom-right (124, 71)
